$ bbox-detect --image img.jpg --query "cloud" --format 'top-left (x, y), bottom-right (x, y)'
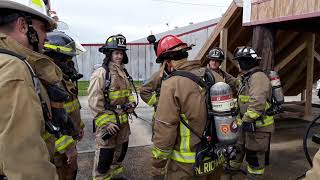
top-left (52, 0), bottom-right (232, 43)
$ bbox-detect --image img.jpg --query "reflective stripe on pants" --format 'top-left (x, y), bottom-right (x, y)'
top-left (95, 113), bottom-right (128, 127)
top-left (55, 135), bottom-right (75, 153)
top-left (64, 99), bottom-right (81, 113)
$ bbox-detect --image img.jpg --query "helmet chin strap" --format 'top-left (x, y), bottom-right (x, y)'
top-left (25, 16), bottom-right (40, 52)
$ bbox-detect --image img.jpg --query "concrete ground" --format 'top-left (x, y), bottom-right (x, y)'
top-left (76, 93), bottom-right (320, 180)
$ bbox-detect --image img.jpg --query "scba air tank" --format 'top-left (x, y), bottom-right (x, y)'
top-left (269, 71), bottom-right (284, 104)
top-left (210, 82), bottom-right (239, 145)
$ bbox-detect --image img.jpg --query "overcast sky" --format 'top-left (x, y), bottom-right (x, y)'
top-left (51, 0), bottom-right (233, 43)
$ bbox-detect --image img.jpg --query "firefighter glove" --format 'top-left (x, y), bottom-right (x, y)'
top-left (242, 122), bottom-right (255, 132)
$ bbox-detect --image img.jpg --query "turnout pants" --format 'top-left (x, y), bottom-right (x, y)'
top-left (93, 123), bottom-right (130, 180)
top-left (54, 153), bottom-right (78, 180)
top-left (229, 131), bottom-right (271, 180)
top-left (165, 160), bottom-right (223, 180)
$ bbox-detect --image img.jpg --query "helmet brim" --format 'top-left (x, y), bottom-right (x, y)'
top-left (99, 46), bottom-right (128, 54)
top-left (206, 56), bottom-right (224, 61)
top-left (233, 56), bottom-right (262, 60)
top-left (156, 57), bottom-right (163, 64)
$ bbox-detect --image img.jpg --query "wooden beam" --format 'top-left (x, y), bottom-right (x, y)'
top-left (274, 41), bottom-right (306, 71)
top-left (282, 52), bottom-right (307, 93)
top-left (316, 34), bottom-right (320, 47)
top-left (275, 32), bottom-right (299, 54)
top-left (225, 8), bottom-right (242, 29)
top-left (252, 26), bottom-right (276, 72)
top-left (220, 28), bottom-right (228, 71)
top-left (227, 51), bottom-right (238, 67)
top-left (229, 24), bottom-right (246, 48)
top-left (196, 2), bottom-right (240, 63)
top-left (301, 90), bottom-right (305, 102)
top-left (227, 51), bottom-right (233, 60)
top-left (314, 51), bottom-right (320, 63)
top-left (226, 51), bottom-right (236, 72)
top-left (305, 33), bottom-right (315, 118)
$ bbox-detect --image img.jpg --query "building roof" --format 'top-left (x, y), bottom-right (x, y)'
top-left (82, 18), bottom-right (219, 46)
top-left (129, 18), bottom-right (219, 44)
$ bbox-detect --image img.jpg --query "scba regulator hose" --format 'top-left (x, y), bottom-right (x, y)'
top-left (296, 114), bottom-right (320, 179)
top-left (303, 114), bottom-right (320, 167)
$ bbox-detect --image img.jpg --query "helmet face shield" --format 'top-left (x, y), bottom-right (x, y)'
top-left (43, 31), bottom-right (86, 57)
top-left (44, 40), bottom-right (77, 56)
top-left (75, 41), bottom-right (86, 54)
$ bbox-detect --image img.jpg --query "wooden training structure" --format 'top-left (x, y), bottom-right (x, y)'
top-left (243, 0), bottom-right (320, 26)
top-left (196, 0), bottom-right (320, 120)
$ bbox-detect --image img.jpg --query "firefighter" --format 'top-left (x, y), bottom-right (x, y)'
top-left (140, 35), bottom-right (167, 141)
top-left (230, 46), bottom-right (274, 179)
top-left (140, 35), bottom-right (162, 113)
top-left (151, 35), bottom-right (224, 180)
top-left (0, 0), bottom-right (58, 179)
top-left (44, 31), bottom-right (86, 180)
top-left (139, 68), bottom-right (163, 138)
top-left (140, 69), bottom-right (163, 110)
top-left (88, 34), bottom-right (136, 180)
top-left (206, 47), bottom-right (238, 92)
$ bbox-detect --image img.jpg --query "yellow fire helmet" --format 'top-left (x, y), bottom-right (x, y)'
top-left (0, 0), bottom-right (56, 30)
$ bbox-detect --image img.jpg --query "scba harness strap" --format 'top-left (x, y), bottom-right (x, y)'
top-left (92, 63), bottom-right (139, 133)
top-left (166, 70), bottom-right (217, 142)
top-left (238, 68), bottom-right (279, 119)
top-left (166, 71), bottom-right (205, 140)
top-left (165, 70), bottom-right (226, 176)
top-left (0, 48), bottom-right (39, 91)
top-left (101, 63), bottom-right (139, 110)
top-left (0, 48), bottom-right (60, 137)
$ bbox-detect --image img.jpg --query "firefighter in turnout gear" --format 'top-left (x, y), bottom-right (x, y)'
top-left (206, 47), bottom-right (238, 93)
top-left (230, 46), bottom-right (274, 180)
top-left (0, 0), bottom-right (58, 179)
top-left (140, 35), bottom-right (162, 114)
top-left (44, 31), bottom-right (86, 180)
top-left (139, 68), bottom-right (163, 140)
top-left (140, 69), bottom-right (163, 111)
top-left (151, 35), bottom-right (224, 180)
top-left (88, 34), bottom-right (136, 180)
top-left (140, 35), bottom-right (166, 142)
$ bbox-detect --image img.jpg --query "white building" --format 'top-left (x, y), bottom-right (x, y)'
top-left (76, 18), bottom-right (219, 81)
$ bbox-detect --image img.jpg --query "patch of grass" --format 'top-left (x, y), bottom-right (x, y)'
top-left (133, 81), bottom-right (143, 91)
top-left (78, 81), bottom-right (89, 96)
top-left (77, 80), bottom-right (143, 96)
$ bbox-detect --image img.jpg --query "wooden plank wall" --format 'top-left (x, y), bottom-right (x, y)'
top-left (274, 0), bottom-right (293, 18)
top-left (250, 0), bottom-right (320, 23)
top-left (76, 26), bottom-right (215, 81)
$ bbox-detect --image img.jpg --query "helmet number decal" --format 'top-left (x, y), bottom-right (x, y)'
top-left (117, 38), bottom-right (126, 47)
top-left (212, 50), bottom-right (220, 57)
